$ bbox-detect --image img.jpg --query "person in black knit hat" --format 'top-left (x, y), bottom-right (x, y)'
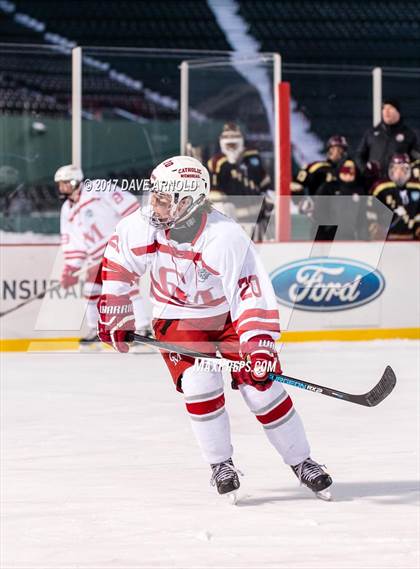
top-left (356, 99), bottom-right (420, 188)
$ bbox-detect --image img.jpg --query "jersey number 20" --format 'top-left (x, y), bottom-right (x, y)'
top-left (238, 275), bottom-right (261, 300)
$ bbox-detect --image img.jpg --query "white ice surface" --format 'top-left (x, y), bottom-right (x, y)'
top-left (1, 341), bottom-right (419, 569)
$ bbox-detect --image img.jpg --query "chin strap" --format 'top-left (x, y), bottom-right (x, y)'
top-left (173, 195), bottom-right (206, 227)
top-left (173, 213), bottom-right (199, 231)
top-left (169, 211), bottom-right (204, 244)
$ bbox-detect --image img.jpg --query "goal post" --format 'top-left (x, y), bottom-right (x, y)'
top-left (372, 67), bottom-right (382, 127)
top-left (72, 47), bottom-right (82, 169)
top-left (179, 52), bottom-right (288, 241)
top-left (277, 81), bottom-right (291, 242)
top-left (180, 60), bottom-right (189, 154)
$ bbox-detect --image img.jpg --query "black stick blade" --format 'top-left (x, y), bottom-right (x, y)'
top-left (363, 366), bottom-right (397, 407)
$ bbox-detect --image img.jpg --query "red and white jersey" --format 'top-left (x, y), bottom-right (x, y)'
top-left (60, 181), bottom-right (139, 268)
top-left (102, 207), bottom-right (280, 343)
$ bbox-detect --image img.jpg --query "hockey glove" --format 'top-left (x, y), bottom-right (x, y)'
top-left (241, 334), bottom-right (282, 385)
top-left (298, 196), bottom-right (314, 216)
top-left (97, 294), bottom-right (135, 353)
top-left (60, 264), bottom-right (79, 289)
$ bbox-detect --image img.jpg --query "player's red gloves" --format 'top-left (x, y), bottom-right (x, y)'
top-left (97, 294), bottom-right (135, 353)
top-left (241, 334), bottom-right (282, 385)
top-left (60, 264), bottom-right (79, 289)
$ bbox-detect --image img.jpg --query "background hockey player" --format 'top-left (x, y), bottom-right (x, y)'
top-left (368, 153), bottom-right (420, 240)
top-left (312, 159), bottom-right (368, 241)
top-left (207, 123), bottom-right (274, 241)
top-left (97, 155), bottom-right (333, 501)
top-left (291, 134), bottom-right (349, 215)
top-left (54, 164), bottom-right (151, 345)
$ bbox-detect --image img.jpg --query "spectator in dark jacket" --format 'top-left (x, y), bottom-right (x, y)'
top-left (356, 99), bottom-right (420, 187)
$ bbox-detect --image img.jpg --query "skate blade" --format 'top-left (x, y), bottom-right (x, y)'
top-left (79, 342), bottom-right (103, 353)
top-left (315, 488), bottom-right (333, 501)
top-left (224, 490), bottom-right (239, 505)
top-left (128, 344), bottom-right (156, 355)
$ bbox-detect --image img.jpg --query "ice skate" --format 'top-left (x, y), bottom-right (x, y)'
top-left (210, 458), bottom-right (241, 504)
top-left (136, 326), bottom-right (154, 339)
top-left (129, 327), bottom-right (155, 354)
top-left (79, 329), bottom-right (101, 351)
top-left (291, 458), bottom-right (333, 501)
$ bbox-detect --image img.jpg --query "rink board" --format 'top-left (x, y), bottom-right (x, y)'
top-left (0, 241), bottom-right (419, 349)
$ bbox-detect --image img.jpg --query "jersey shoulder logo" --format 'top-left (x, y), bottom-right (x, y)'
top-left (197, 268), bottom-right (210, 282)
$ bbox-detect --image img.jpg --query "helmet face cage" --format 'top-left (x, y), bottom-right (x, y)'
top-left (388, 154), bottom-right (411, 187)
top-left (220, 122), bottom-right (244, 163)
top-left (144, 156), bottom-right (210, 229)
top-left (148, 191), bottom-right (203, 230)
top-left (326, 135), bottom-right (348, 163)
top-left (220, 136), bottom-right (244, 163)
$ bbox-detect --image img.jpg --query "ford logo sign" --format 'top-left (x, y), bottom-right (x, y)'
top-left (270, 257), bottom-right (385, 312)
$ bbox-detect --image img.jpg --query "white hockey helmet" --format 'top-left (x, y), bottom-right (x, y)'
top-left (146, 155), bottom-right (210, 229)
top-left (219, 122), bottom-right (244, 164)
top-left (54, 164), bottom-right (84, 188)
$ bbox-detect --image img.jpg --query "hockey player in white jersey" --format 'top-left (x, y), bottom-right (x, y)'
top-left (54, 164), bottom-right (150, 346)
top-left (97, 156), bottom-right (333, 500)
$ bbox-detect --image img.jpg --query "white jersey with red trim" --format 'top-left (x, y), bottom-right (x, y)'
top-left (101, 207), bottom-right (280, 343)
top-left (60, 181), bottom-right (140, 268)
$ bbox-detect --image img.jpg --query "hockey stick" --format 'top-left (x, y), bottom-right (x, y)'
top-left (132, 333), bottom-right (396, 407)
top-left (0, 262), bottom-right (97, 318)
